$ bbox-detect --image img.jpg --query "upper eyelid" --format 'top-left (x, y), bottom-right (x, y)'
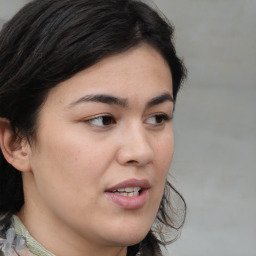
top-left (146, 112), bottom-right (172, 120)
top-left (145, 113), bottom-right (171, 122)
top-left (84, 113), bottom-right (113, 120)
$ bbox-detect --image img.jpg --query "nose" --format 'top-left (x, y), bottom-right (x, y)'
top-left (117, 124), bottom-right (154, 167)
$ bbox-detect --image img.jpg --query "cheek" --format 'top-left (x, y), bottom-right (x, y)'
top-left (155, 133), bottom-right (174, 173)
top-left (30, 128), bottom-right (113, 199)
top-left (38, 124), bottom-right (110, 170)
top-left (28, 131), bottom-right (116, 224)
top-left (152, 133), bottom-right (174, 200)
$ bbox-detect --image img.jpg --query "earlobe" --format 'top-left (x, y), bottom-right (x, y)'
top-left (0, 118), bottom-right (31, 172)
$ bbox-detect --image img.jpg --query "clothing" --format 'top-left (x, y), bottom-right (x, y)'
top-left (0, 216), bottom-right (141, 256)
top-left (0, 215), bottom-right (53, 256)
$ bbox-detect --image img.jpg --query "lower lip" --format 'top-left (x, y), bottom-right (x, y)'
top-left (105, 189), bottom-right (148, 209)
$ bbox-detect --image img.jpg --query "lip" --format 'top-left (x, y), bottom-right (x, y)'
top-left (106, 178), bottom-right (150, 192)
top-left (105, 179), bottom-right (150, 209)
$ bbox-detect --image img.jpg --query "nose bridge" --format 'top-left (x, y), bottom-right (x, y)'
top-left (117, 121), bottom-right (154, 166)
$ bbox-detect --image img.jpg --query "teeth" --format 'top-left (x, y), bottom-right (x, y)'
top-left (114, 187), bottom-right (141, 193)
top-left (112, 187), bottom-right (142, 196)
top-left (113, 191), bottom-right (140, 197)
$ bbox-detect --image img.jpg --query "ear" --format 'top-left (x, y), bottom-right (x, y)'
top-left (0, 118), bottom-right (31, 172)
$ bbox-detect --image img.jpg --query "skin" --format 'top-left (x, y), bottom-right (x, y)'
top-left (15, 44), bottom-right (174, 256)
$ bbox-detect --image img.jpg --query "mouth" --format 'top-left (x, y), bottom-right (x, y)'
top-left (106, 178), bottom-right (150, 195)
top-left (105, 179), bottom-right (150, 209)
top-left (111, 187), bottom-right (142, 197)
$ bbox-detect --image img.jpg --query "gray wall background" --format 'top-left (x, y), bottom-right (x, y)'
top-left (0, 0), bottom-right (255, 256)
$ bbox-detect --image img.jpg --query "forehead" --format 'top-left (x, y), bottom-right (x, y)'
top-left (45, 44), bottom-right (173, 107)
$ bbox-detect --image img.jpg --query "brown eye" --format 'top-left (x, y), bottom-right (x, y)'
top-left (101, 116), bottom-right (115, 126)
top-left (155, 115), bottom-right (165, 124)
top-left (145, 114), bottom-right (170, 126)
top-left (86, 115), bottom-right (116, 127)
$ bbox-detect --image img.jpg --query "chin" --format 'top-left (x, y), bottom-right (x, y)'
top-left (104, 225), bottom-right (151, 247)
top-left (109, 235), bottom-right (147, 247)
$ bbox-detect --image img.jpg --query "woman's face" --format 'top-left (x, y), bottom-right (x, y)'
top-left (22, 44), bottom-right (174, 252)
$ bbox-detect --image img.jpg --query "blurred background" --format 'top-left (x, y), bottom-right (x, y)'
top-left (0, 0), bottom-right (255, 255)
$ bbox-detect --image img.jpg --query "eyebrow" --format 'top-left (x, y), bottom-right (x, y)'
top-left (69, 94), bottom-right (128, 108)
top-left (69, 92), bottom-right (173, 109)
top-left (146, 93), bottom-right (173, 108)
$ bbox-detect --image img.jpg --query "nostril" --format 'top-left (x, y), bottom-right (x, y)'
top-left (127, 160), bottom-right (137, 164)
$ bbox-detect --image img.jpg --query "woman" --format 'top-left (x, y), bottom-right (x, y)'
top-left (0, 0), bottom-right (186, 255)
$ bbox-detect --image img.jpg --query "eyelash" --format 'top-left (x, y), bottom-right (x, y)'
top-left (84, 113), bottom-right (171, 128)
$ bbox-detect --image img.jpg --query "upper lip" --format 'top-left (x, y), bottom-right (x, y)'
top-left (106, 178), bottom-right (151, 192)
